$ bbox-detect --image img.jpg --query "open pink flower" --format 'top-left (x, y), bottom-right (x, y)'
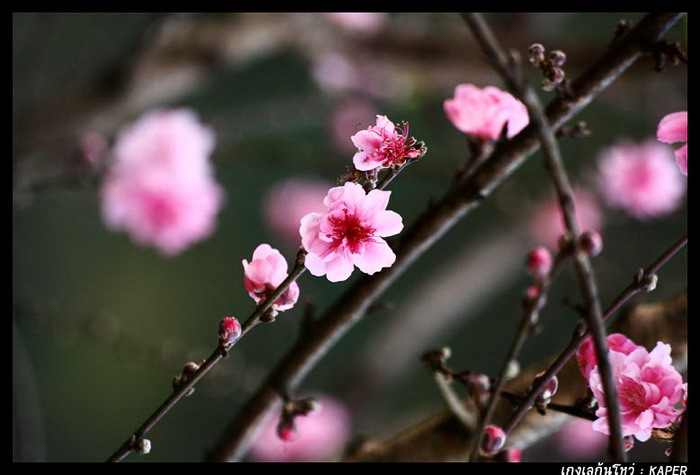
top-left (101, 109), bottom-right (224, 256)
top-left (264, 178), bottom-right (333, 243)
top-left (577, 333), bottom-right (639, 381)
top-left (300, 182), bottom-right (403, 282)
top-left (242, 244), bottom-right (299, 312)
top-left (443, 84), bottom-right (529, 141)
top-left (585, 338), bottom-right (684, 442)
top-left (657, 111), bottom-right (687, 175)
top-left (249, 395), bottom-right (351, 462)
top-left (351, 115), bottom-right (422, 171)
top-left (530, 188), bottom-right (604, 251)
top-left (598, 139), bottom-right (686, 219)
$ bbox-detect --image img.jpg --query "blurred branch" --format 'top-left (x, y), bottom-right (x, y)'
top-left (345, 291), bottom-right (687, 461)
top-left (205, 13), bottom-right (683, 462)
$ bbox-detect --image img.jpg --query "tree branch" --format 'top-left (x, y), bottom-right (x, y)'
top-left (205, 13), bottom-right (683, 462)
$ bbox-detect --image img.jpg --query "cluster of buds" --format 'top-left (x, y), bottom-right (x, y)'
top-left (172, 360), bottom-right (204, 396)
top-left (528, 43), bottom-right (568, 92)
top-left (276, 396), bottom-right (322, 442)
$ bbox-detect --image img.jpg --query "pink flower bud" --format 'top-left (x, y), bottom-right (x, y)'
top-left (624, 436), bottom-right (635, 452)
top-left (277, 423), bottom-right (297, 442)
top-left (533, 371), bottom-right (559, 401)
top-left (481, 425), bottom-right (507, 455)
top-left (506, 448), bottom-right (522, 462)
top-left (219, 316), bottom-right (242, 346)
top-left (580, 231), bottom-right (603, 257)
top-left (525, 285), bottom-right (541, 300)
top-left (526, 247), bottom-right (552, 279)
top-left (468, 374), bottom-right (491, 394)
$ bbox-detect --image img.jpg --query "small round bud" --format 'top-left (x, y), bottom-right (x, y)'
top-left (439, 346), bottom-right (452, 360)
top-left (533, 371), bottom-right (559, 403)
top-left (580, 231), bottom-right (603, 257)
top-left (624, 436), bottom-right (635, 452)
top-left (182, 361), bottom-right (200, 378)
top-left (545, 66), bottom-right (566, 84)
top-left (468, 374), bottom-right (491, 394)
top-left (641, 274), bottom-right (658, 293)
top-left (525, 285), bottom-right (541, 301)
top-left (276, 416), bottom-right (297, 442)
top-left (505, 360), bottom-right (520, 380)
top-left (296, 397), bottom-right (322, 416)
top-left (135, 438), bottom-right (151, 455)
top-left (526, 247), bottom-right (553, 279)
top-left (506, 448), bottom-right (522, 462)
top-left (528, 43), bottom-right (546, 65)
top-left (548, 50), bottom-right (567, 67)
top-left (481, 425), bottom-right (507, 455)
top-left (219, 316), bottom-right (242, 346)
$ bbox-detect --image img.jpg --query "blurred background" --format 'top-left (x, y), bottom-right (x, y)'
top-left (13, 12), bottom-right (687, 462)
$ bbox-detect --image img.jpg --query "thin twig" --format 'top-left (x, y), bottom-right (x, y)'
top-left (461, 12), bottom-right (626, 461)
top-left (503, 234), bottom-right (687, 435)
top-left (206, 13), bottom-right (683, 462)
top-left (433, 372), bottom-right (477, 431)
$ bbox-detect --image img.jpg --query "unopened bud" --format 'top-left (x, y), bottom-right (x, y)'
top-left (580, 231), bottom-right (603, 257)
top-left (468, 374), bottom-right (491, 394)
top-left (545, 67), bottom-right (566, 84)
top-left (481, 425), bottom-right (507, 455)
top-left (549, 50), bottom-right (567, 67)
top-left (528, 43), bottom-right (546, 65)
top-left (505, 360), bottom-right (520, 380)
top-left (276, 415), bottom-right (297, 442)
top-left (533, 371), bottom-right (559, 403)
top-left (624, 436), bottom-right (635, 452)
top-left (506, 447), bottom-right (522, 462)
top-left (526, 247), bottom-right (553, 279)
top-left (135, 438), bottom-right (151, 455)
top-left (219, 316), bottom-right (242, 346)
top-left (296, 397), bottom-right (322, 416)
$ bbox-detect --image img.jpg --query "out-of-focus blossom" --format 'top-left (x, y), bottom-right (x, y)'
top-left (351, 115), bottom-right (423, 171)
top-left (443, 84), bottom-right (529, 141)
top-left (577, 333), bottom-right (638, 380)
top-left (657, 111), bottom-right (687, 176)
top-left (329, 97), bottom-right (379, 153)
top-left (598, 139), bottom-right (685, 219)
top-left (324, 12), bottom-right (387, 33)
top-left (310, 53), bottom-right (360, 94)
top-left (101, 109), bottom-right (224, 256)
top-left (585, 338), bottom-right (685, 442)
top-left (242, 244), bottom-right (299, 312)
top-left (529, 188), bottom-right (604, 251)
top-left (506, 448), bottom-right (522, 462)
top-left (265, 178), bottom-right (334, 243)
top-left (300, 182), bottom-right (403, 282)
top-left (249, 395), bottom-right (351, 462)
top-left (555, 418), bottom-right (608, 458)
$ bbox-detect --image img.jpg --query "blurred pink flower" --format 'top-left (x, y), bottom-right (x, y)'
top-left (265, 178), bottom-right (334, 243)
top-left (242, 244), bottom-right (300, 312)
top-left (300, 182), bottom-right (403, 282)
top-left (324, 12), bottom-right (387, 33)
top-left (657, 111), bottom-right (687, 176)
top-left (101, 109), bottom-right (223, 256)
top-left (587, 339), bottom-right (684, 442)
top-left (555, 418), bottom-right (607, 458)
top-left (577, 333), bottom-right (639, 381)
top-left (310, 53), bottom-right (360, 94)
top-left (329, 97), bottom-right (379, 153)
top-left (529, 188), bottom-right (604, 251)
top-left (351, 115), bottom-right (422, 171)
top-left (443, 84), bottom-right (529, 141)
top-left (598, 139), bottom-right (686, 219)
top-left (250, 395), bottom-right (351, 462)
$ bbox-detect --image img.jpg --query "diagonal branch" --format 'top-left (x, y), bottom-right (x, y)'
top-left (205, 13), bottom-right (683, 462)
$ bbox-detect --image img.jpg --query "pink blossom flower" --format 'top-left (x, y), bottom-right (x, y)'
top-left (324, 12), bottom-right (387, 33)
top-left (242, 244), bottom-right (300, 312)
top-left (530, 188), bottom-right (604, 251)
top-left (310, 53), bottom-right (360, 94)
top-left (300, 182), bottom-right (403, 282)
top-left (577, 333), bottom-right (639, 381)
top-left (586, 339), bottom-right (684, 442)
top-left (598, 139), bottom-right (686, 219)
top-left (249, 395), bottom-right (351, 462)
top-left (329, 97), bottom-right (379, 153)
top-left (555, 418), bottom-right (608, 458)
top-left (264, 178), bottom-right (334, 243)
top-left (657, 111), bottom-right (687, 176)
top-left (351, 115), bottom-right (422, 171)
top-left (443, 84), bottom-right (529, 141)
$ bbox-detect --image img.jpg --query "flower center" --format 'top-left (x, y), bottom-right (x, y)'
top-left (619, 377), bottom-right (647, 412)
top-left (329, 212), bottom-right (374, 253)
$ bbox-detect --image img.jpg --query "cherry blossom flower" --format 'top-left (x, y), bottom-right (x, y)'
top-left (300, 182), bottom-right (403, 282)
top-left (530, 188), bottom-right (604, 251)
top-left (597, 139), bottom-right (686, 219)
top-left (264, 178), bottom-right (334, 243)
top-left (242, 244), bottom-right (300, 312)
top-left (577, 333), bottom-right (639, 381)
top-left (324, 12), bottom-right (387, 33)
top-left (583, 337), bottom-right (685, 442)
top-left (657, 111), bottom-right (687, 176)
top-left (101, 109), bottom-right (224, 256)
top-left (351, 115), bottom-right (423, 172)
top-left (555, 418), bottom-right (608, 458)
top-left (249, 395), bottom-right (351, 462)
top-left (443, 84), bottom-right (529, 141)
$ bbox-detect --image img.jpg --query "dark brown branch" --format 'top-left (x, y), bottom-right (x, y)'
top-left (461, 11), bottom-right (630, 461)
top-left (205, 13), bottom-right (683, 462)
